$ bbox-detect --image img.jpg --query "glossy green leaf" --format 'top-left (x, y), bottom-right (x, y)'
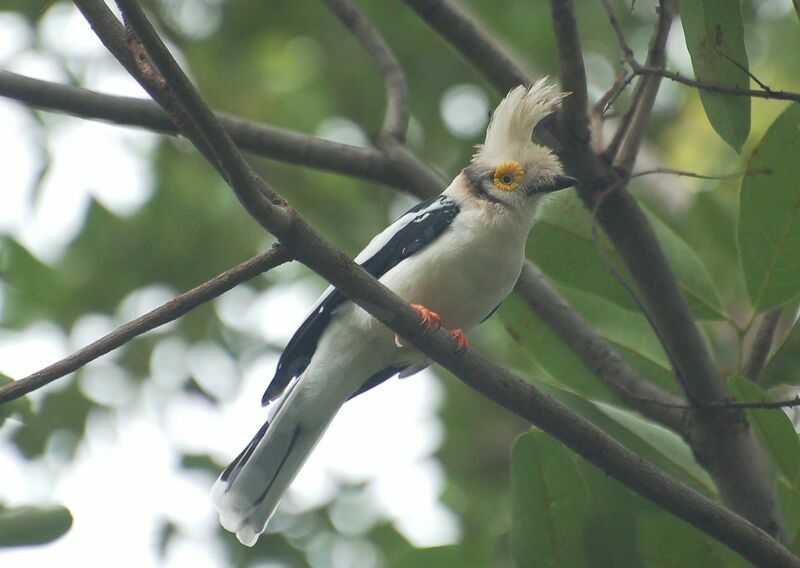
top-left (530, 193), bottom-right (725, 320)
top-left (739, 104), bottom-right (800, 310)
top-left (573, 457), bottom-right (646, 568)
top-left (510, 430), bottom-right (589, 567)
top-left (594, 402), bottom-right (715, 492)
top-left (0, 505), bottom-right (72, 547)
top-left (728, 377), bottom-right (800, 485)
top-left (681, 0), bottom-right (751, 151)
top-left (761, 317), bottom-right (800, 387)
top-left (778, 479), bottom-right (800, 543)
top-left (560, 288), bottom-right (671, 371)
top-left (499, 295), bottom-right (617, 402)
top-left (502, 284), bottom-right (679, 397)
top-left (637, 512), bottom-right (746, 567)
top-left (516, 375), bottom-right (715, 494)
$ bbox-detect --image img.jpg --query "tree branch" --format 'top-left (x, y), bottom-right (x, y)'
top-left (321, 0), bottom-right (409, 141)
top-left (0, 74), bottom-right (681, 431)
top-left (744, 309), bottom-right (782, 383)
top-left (0, 0), bottom-right (782, 546)
top-left (0, 71), bottom-right (416, 192)
top-left (548, 0), bottom-right (591, 148)
top-left (0, 245), bottom-right (291, 404)
top-left (611, 0), bottom-right (675, 172)
top-left (515, 264), bottom-right (690, 434)
top-left (544, 0), bottom-right (787, 540)
top-left (63, 2), bottom-right (798, 562)
top-left (399, 0), bottom-right (531, 93)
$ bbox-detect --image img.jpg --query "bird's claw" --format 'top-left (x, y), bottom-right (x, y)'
top-left (395, 303), bottom-right (441, 347)
top-left (410, 303), bottom-right (441, 333)
top-left (450, 328), bottom-right (469, 355)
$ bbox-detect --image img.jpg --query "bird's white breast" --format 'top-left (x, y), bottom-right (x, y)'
top-left (378, 201), bottom-right (529, 331)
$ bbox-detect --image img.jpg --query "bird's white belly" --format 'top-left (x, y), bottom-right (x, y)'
top-left (379, 215), bottom-right (526, 331)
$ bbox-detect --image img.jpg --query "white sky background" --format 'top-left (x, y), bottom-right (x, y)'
top-left (0, 4), bottom-right (463, 566)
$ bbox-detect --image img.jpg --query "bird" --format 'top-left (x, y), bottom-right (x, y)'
top-left (212, 79), bottom-right (578, 546)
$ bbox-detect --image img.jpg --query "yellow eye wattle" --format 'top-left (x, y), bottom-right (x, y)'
top-left (493, 161), bottom-right (524, 192)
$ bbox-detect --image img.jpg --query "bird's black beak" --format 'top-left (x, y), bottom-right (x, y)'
top-left (527, 175), bottom-right (580, 195)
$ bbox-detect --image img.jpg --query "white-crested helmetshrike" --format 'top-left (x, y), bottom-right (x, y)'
top-left (213, 79), bottom-right (577, 546)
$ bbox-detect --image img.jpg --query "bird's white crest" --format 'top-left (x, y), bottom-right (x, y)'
top-left (473, 78), bottom-right (567, 166)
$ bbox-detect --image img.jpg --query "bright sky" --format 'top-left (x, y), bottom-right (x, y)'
top-left (0, 4), bottom-right (460, 566)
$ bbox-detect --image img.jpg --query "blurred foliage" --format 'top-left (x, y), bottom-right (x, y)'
top-left (2, 0), bottom-right (800, 566)
top-left (0, 504), bottom-right (72, 548)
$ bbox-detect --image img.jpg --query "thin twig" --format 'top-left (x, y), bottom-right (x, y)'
top-left (593, 68), bottom-right (635, 118)
top-left (613, 0), bottom-right (675, 172)
top-left (631, 167), bottom-right (770, 181)
top-left (0, 245), bottom-right (292, 404)
top-left (602, 1), bottom-right (800, 105)
top-left (633, 67), bottom-right (800, 103)
top-left (601, 0), bottom-right (635, 64)
top-left (744, 309), bottom-right (783, 383)
top-left (632, 394), bottom-right (800, 412)
top-left (717, 50), bottom-right (773, 94)
top-left (321, 0), bottom-right (409, 141)
top-left (602, 0), bottom-right (645, 161)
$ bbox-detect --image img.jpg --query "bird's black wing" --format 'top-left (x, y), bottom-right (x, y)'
top-left (262, 195), bottom-right (461, 405)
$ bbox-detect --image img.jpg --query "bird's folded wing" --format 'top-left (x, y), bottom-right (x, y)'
top-left (262, 194), bottom-right (461, 405)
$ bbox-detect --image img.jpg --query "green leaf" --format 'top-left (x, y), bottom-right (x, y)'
top-left (761, 316), bottom-right (800, 387)
top-left (593, 402), bottom-right (715, 493)
top-left (560, 288), bottom-right (671, 371)
top-left (637, 512), bottom-right (746, 567)
top-left (0, 505), bottom-right (72, 547)
top-left (778, 479), bottom-right (800, 543)
top-left (499, 295), bottom-right (617, 402)
top-left (649, 214), bottom-right (725, 321)
top-left (510, 430), bottom-right (589, 567)
top-left (573, 458), bottom-right (646, 568)
top-left (738, 104), bottom-right (800, 310)
top-left (681, 0), bottom-right (751, 151)
top-left (727, 377), bottom-right (800, 485)
top-left (516, 376), bottom-right (715, 494)
top-left (530, 193), bottom-right (725, 320)
top-left (502, 283), bottom-right (679, 398)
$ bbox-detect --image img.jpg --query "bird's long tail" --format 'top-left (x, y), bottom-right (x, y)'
top-left (212, 377), bottom-right (333, 546)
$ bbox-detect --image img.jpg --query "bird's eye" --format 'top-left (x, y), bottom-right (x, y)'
top-left (493, 161), bottom-right (524, 192)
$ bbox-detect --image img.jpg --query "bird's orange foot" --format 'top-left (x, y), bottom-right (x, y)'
top-left (410, 303), bottom-right (441, 331)
top-left (395, 304), bottom-right (441, 347)
top-left (450, 328), bottom-right (469, 355)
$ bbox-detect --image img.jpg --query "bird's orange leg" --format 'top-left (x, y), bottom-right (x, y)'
top-left (395, 303), bottom-right (441, 347)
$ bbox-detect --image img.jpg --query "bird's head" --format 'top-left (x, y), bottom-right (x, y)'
top-left (464, 79), bottom-right (577, 213)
